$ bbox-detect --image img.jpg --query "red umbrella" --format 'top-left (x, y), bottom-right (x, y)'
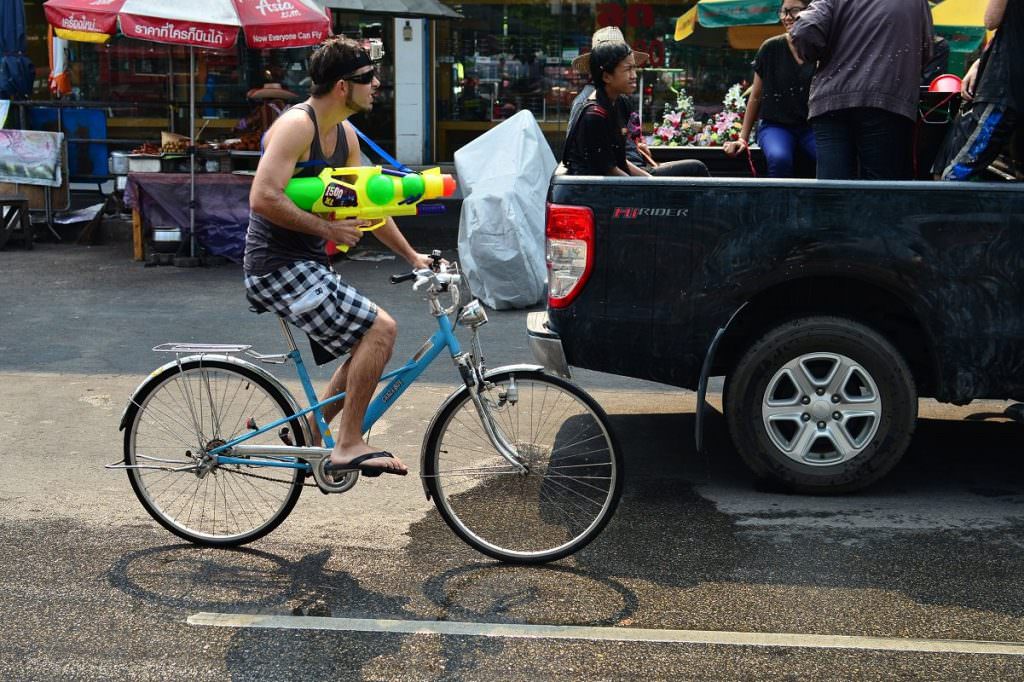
top-left (44, 0), bottom-right (332, 257)
top-left (44, 0), bottom-right (330, 49)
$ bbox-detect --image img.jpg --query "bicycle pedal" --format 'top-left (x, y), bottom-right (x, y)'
top-left (278, 427), bottom-right (294, 446)
top-left (246, 417), bottom-right (258, 430)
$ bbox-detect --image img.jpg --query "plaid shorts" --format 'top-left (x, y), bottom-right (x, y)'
top-left (244, 260), bottom-right (378, 362)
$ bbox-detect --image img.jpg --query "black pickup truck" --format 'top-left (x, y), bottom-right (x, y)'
top-left (527, 176), bottom-right (1024, 493)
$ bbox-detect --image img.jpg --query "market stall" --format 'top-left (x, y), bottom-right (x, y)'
top-left (43, 0), bottom-right (330, 262)
top-left (124, 171), bottom-right (252, 263)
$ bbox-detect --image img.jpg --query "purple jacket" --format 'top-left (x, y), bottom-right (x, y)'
top-left (788, 0), bottom-right (933, 121)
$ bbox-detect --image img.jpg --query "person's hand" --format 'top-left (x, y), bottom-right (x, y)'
top-left (635, 139), bottom-right (660, 168)
top-left (723, 139), bottom-right (747, 157)
top-left (324, 217), bottom-right (369, 248)
top-left (409, 252), bottom-right (450, 271)
top-left (961, 61), bottom-right (980, 102)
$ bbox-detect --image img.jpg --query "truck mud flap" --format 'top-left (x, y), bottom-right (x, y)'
top-left (696, 303), bottom-right (747, 453)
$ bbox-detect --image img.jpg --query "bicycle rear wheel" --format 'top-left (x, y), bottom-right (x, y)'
top-left (423, 369), bottom-right (621, 563)
top-left (123, 359), bottom-right (306, 547)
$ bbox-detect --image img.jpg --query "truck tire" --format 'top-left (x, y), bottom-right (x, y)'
top-left (725, 316), bottom-right (916, 494)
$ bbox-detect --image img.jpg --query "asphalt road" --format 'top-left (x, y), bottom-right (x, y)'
top-left (3, 242), bottom-right (1024, 680)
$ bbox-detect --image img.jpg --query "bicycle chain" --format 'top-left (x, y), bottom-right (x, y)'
top-left (222, 466), bottom-right (320, 487)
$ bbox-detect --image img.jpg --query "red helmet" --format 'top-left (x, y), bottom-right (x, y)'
top-left (929, 74), bottom-right (963, 93)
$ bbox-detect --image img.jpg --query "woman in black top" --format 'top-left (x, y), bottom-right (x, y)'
top-left (563, 42), bottom-right (650, 176)
top-left (723, 0), bottom-right (816, 177)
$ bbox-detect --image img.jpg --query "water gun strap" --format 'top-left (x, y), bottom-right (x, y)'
top-left (350, 123), bottom-right (413, 175)
top-left (259, 121), bottom-right (412, 177)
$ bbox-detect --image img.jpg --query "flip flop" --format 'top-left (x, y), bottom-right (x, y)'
top-left (325, 451), bottom-right (407, 478)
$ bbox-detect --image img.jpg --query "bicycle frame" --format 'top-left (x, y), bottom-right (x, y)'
top-left (208, 313), bottom-right (464, 471)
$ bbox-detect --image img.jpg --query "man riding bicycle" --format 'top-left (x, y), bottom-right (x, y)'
top-left (244, 36), bottom-right (430, 477)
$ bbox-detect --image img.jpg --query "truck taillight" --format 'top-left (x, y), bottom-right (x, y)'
top-left (546, 203), bottom-right (594, 309)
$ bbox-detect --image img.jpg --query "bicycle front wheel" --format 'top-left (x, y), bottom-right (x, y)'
top-left (123, 359), bottom-right (306, 547)
top-left (424, 369), bottom-right (622, 563)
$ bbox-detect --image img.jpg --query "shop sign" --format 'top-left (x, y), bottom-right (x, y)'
top-left (596, 3), bottom-right (665, 67)
top-left (120, 17), bottom-right (238, 49)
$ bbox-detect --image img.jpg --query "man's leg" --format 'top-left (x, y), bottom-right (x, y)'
top-left (938, 103), bottom-right (1018, 181)
top-left (811, 110), bottom-right (857, 179)
top-left (307, 358), bottom-right (350, 446)
top-left (650, 159), bottom-right (710, 177)
top-left (853, 107), bottom-right (914, 180)
top-left (329, 309), bottom-right (408, 474)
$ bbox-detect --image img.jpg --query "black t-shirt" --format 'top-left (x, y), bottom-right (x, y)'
top-left (753, 34), bottom-right (815, 127)
top-left (563, 94), bottom-right (627, 175)
top-left (975, 0), bottom-right (1024, 111)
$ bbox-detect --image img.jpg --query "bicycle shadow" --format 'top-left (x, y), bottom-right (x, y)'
top-left (107, 543), bottom-right (414, 679)
top-left (412, 563), bottom-right (640, 676)
top-left (107, 540), bottom-right (643, 679)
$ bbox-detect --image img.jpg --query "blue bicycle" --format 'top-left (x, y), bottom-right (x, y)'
top-left (115, 258), bottom-right (622, 563)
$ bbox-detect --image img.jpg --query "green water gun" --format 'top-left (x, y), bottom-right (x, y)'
top-left (285, 165), bottom-right (457, 253)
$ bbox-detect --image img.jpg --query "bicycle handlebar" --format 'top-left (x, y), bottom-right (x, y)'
top-left (390, 272), bottom-right (417, 284)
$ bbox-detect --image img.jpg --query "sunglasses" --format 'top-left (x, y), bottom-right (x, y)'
top-left (343, 67), bottom-right (378, 85)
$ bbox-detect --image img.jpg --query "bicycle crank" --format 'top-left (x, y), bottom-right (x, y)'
top-left (312, 458), bottom-right (360, 494)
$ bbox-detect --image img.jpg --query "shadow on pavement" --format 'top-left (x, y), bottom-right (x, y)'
top-left (103, 405), bottom-right (1024, 677)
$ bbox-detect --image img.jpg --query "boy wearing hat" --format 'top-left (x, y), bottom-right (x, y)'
top-left (564, 27), bottom-right (706, 176)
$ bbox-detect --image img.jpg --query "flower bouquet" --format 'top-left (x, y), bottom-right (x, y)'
top-left (707, 83), bottom-right (751, 146)
top-left (649, 82), bottom-right (753, 147)
top-left (651, 87), bottom-right (702, 146)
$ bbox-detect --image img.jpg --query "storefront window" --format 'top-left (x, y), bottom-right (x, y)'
top-left (435, 1), bottom-right (759, 160)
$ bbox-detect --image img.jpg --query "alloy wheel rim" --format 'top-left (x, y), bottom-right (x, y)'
top-left (761, 352), bottom-right (882, 466)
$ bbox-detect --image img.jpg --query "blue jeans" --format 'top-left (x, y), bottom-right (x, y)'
top-left (811, 108), bottom-right (914, 180)
top-left (757, 121), bottom-right (816, 178)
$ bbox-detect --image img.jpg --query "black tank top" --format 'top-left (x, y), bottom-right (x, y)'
top-left (243, 103), bottom-right (351, 275)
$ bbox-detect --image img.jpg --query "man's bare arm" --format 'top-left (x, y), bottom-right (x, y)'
top-left (249, 112), bottom-right (362, 248)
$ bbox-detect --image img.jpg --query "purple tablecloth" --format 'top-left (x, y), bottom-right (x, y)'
top-left (125, 172), bottom-right (253, 262)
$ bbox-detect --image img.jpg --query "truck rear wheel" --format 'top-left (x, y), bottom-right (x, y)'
top-left (725, 316), bottom-right (916, 493)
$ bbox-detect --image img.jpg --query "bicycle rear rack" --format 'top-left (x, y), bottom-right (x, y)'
top-left (151, 342), bottom-right (290, 364)
top-left (153, 342), bottom-right (252, 353)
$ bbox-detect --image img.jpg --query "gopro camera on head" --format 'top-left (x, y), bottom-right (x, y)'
top-left (362, 38), bottom-right (385, 62)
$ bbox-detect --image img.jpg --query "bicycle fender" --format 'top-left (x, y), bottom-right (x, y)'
top-left (418, 363), bottom-right (544, 499)
top-left (118, 355), bottom-right (312, 446)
